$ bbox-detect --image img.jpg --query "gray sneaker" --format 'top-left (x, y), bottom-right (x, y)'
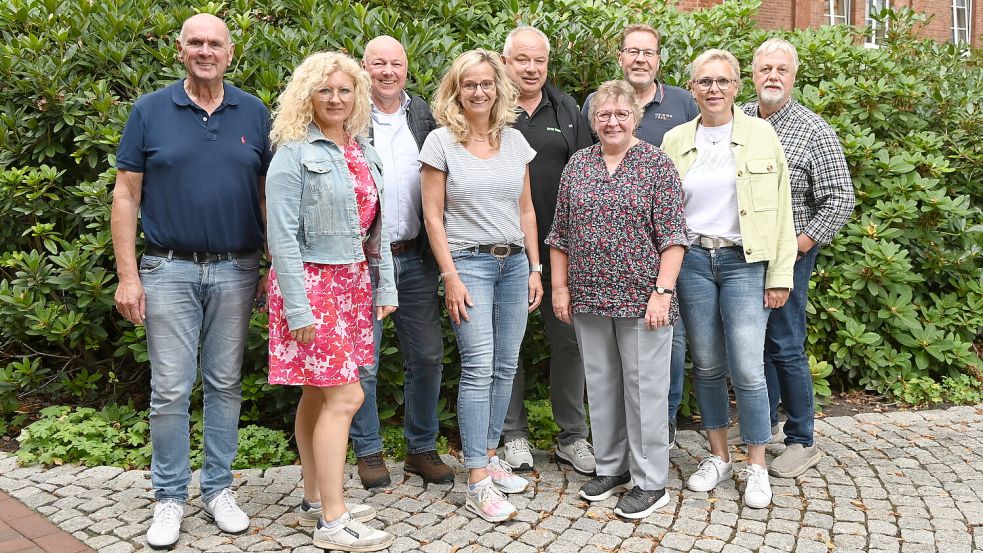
top-left (726, 423), bottom-right (784, 446)
top-left (555, 438), bottom-right (596, 474)
top-left (769, 443), bottom-right (822, 478)
top-left (613, 486), bottom-right (670, 519)
top-left (298, 499), bottom-right (376, 526)
top-left (312, 512), bottom-right (394, 552)
top-left (579, 472), bottom-right (633, 501)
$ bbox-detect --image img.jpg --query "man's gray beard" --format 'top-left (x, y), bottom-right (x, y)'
top-left (760, 89), bottom-right (786, 107)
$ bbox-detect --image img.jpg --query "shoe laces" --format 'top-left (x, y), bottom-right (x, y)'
top-left (489, 458), bottom-right (515, 477)
top-left (363, 453), bottom-right (385, 468)
top-left (695, 456), bottom-right (726, 480)
top-left (739, 465), bottom-right (769, 493)
top-left (571, 439), bottom-right (593, 459)
top-left (474, 482), bottom-right (508, 505)
top-left (623, 486), bottom-right (646, 501)
top-left (155, 501), bottom-right (183, 525)
top-left (210, 488), bottom-right (243, 515)
top-left (507, 438), bottom-right (531, 455)
top-left (421, 450), bottom-right (443, 465)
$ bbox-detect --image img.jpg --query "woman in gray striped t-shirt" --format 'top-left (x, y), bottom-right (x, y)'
top-left (420, 49), bottom-right (542, 524)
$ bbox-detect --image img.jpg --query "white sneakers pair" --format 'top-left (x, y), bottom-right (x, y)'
top-left (146, 488), bottom-right (249, 548)
top-left (686, 454), bottom-right (773, 508)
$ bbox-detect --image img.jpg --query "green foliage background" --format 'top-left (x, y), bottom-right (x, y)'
top-left (1, 0), bottom-right (981, 439)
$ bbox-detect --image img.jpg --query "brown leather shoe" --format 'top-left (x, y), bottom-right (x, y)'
top-left (356, 453), bottom-right (391, 489)
top-left (404, 451), bottom-right (455, 484)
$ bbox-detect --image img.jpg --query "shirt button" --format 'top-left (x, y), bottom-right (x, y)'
top-left (737, 170), bottom-right (743, 177)
top-left (767, 164), bottom-right (774, 171)
top-left (746, 248), bottom-right (752, 254)
top-left (740, 209), bottom-right (747, 216)
top-left (202, 116), bottom-right (207, 121)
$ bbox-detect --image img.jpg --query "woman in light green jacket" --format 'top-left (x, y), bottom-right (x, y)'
top-left (660, 49), bottom-right (796, 510)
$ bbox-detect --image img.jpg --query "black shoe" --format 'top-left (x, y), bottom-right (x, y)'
top-left (668, 420), bottom-right (677, 451)
top-left (578, 472), bottom-right (632, 501)
top-left (614, 486), bottom-right (670, 519)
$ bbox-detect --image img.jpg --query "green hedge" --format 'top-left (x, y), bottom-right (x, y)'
top-left (1, 0), bottom-right (980, 435)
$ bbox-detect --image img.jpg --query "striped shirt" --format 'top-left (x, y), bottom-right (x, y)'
top-left (743, 100), bottom-right (855, 245)
top-left (419, 127), bottom-right (536, 251)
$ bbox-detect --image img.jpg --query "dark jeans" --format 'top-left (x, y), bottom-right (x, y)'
top-left (666, 319), bottom-right (686, 424)
top-left (350, 249), bottom-right (444, 457)
top-left (764, 244), bottom-right (819, 446)
top-left (503, 279), bottom-right (589, 446)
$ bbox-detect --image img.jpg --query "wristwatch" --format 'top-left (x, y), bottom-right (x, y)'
top-left (655, 286), bottom-right (674, 296)
top-left (530, 264), bottom-right (543, 273)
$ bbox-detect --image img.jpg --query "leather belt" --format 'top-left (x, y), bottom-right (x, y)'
top-left (477, 243), bottom-right (524, 258)
top-left (695, 236), bottom-right (739, 250)
top-left (390, 238), bottom-right (417, 256)
top-left (144, 245), bottom-right (257, 263)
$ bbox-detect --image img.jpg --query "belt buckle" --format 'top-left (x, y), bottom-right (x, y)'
top-left (489, 243), bottom-right (511, 258)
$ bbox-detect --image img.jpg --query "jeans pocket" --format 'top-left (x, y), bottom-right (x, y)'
top-left (451, 248), bottom-right (477, 262)
top-left (232, 253), bottom-right (261, 271)
top-left (139, 255), bottom-right (166, 274)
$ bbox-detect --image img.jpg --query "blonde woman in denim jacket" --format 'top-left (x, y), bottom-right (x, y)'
top-left (661, 49), bottom-right (796, 510)
top-left (265, 52), bottom-right (396, 553)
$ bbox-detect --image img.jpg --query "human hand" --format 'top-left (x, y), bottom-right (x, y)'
top-left (528, 272), bottom-right (543, 312)
top-left (290, 324), bottom-right (316, 344)
top-left (376, 305), bottom-right (397, 320)
top-left (115, 278), bottom-right (146, 324)
top-left (443, 274), bottom-right (473, 324)
top-left (764, 288), bottom-right (790, 309)
top-left (552, 286), bottom-right (572, 324)
top-left (645, 291), bottom-right (672, 329)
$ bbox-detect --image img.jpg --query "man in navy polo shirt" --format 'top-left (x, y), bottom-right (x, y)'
top-left (582, 23), bottom-right (699, 449)
top-left (111, 13), bottom-right (271, 549)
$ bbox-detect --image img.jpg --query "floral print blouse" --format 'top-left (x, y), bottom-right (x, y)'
top-left (546, 141), bottom-right (688, 320)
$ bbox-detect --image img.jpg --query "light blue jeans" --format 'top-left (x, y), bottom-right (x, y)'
top-left (677, 246), bottom-right (772, 446)
top-left (141, 252), bottom-right (259, 503)
top-left (449, 249), bottom-right (530, 469)
top-left (351, 249), bottom-right (445, 457)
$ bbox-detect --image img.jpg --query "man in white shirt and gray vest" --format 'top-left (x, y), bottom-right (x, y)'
top-left (350, 35), bottom-right (454, 489)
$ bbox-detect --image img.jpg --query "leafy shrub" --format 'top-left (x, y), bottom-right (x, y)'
top-left (0, 0), bottom-right (979, 451)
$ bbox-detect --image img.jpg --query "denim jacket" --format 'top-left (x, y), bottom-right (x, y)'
top-left (661, 108), bottom-right (796, 289)
top-left (267, 125), bottom-right (397, 330)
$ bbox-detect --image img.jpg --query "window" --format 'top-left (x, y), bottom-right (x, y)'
top-left (952, 0), bottom-right (972, 44)
top-left (865, 0), bottom-right (891, 47)
top-left (826, 0), bottom-right (851, 25)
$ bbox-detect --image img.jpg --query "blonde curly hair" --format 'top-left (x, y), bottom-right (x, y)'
top-left (432, 49), bottom-right (517, 148)
top-left (270, 52), bottom-right (372, 146)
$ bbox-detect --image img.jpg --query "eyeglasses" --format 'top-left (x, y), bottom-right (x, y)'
top-left (315, 87), bottom-right (354, 100)
top-left (595, 110), bottom-right (632, 122)
top-left (620, 48), bottom-right (658, 59)
top-left (693, 78), bottom-right (736, 91)
top-left (461, 80), bottom-right (496, 93)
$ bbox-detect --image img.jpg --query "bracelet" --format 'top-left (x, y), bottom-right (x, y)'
top-left (439, 271), bottom-right (457, 281)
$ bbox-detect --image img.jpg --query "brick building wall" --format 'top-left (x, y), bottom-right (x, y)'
top-left (673, 0), bottom-right (981, 48)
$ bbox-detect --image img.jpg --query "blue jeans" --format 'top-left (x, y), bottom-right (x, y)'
top-left (141, 252), bottom-right (259, 503)
top-left (449, 250), bottom-right (530, 469)
top-left (667, 319), bottom-right (686, 423)
top-left (677, 246), bottom-right (772, 446)
top-left (351, 250), bottom-right (445, 457)
top-left (764, 244), bottom-right (819, 446)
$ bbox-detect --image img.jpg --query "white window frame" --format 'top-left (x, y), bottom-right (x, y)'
top-left (952, 0), bottom-right (972, 44)
top-left (826, 0), bottom-right (852, 26)
top-left (865, 0), bottom-right (891, 48)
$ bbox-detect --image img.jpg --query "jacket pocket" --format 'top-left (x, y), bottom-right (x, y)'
top-left (746, 159), bottom-right (779, 212)
top-left (302, 159), bottom-right (349, 237)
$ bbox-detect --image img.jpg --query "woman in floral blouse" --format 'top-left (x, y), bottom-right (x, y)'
top-left (547, 80), bottom-right (687, 520)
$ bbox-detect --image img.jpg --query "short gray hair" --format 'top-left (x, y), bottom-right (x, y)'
top-left (690, 48), bottom-right (741, 82)
top-left (503, 26), bottom-right (551, 57)
top-left (587, 80), bottom-right (642, 132)
top-left (752, 38), bottom-right (799, 75)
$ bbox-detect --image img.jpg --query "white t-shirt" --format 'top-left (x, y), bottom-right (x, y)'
top-left (682, 121), bottom-right (742, 245)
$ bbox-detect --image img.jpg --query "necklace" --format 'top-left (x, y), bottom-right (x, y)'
top-left (469, 134), bottom-right (489, 142)
top-left (698, 123), bottom-right (730, 146)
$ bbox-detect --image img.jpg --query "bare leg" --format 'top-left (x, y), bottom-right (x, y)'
top-left (312, 382), bottom-right (364, 521)
top-left (707, 428), bottom-right (730, 462)
top-left (295, 387), bottom-right (321, 503)
top-left (746, 444), bottom-right (766, 468)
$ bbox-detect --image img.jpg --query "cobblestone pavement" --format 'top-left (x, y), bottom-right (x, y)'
top-left (1, 405), bottom-right (982, 553)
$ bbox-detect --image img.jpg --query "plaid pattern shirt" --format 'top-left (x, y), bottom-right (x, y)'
top-left (743, 100), bottom-right (855, 245)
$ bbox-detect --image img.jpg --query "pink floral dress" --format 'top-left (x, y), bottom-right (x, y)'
top-left (267, 141), bottom-right (379, 387)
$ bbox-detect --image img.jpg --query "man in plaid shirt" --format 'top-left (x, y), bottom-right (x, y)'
top-left (742, 38), bottom-right (856, 478)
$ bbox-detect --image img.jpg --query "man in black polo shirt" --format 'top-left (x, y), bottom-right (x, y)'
top-left (501, 26), bottom-right (595, 474)
top-left (111, 14), bottom-right (271, 548)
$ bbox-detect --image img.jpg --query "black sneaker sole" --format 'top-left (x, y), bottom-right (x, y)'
top-left (503, 461), bottom-right (534, 472)
top-left (403, 465), bottom-right (456, 484)
top-left (554, 451), bottom-right (596, 476)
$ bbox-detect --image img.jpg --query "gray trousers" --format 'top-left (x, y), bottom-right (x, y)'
top-left (503, 280), bottom-right (589, 446)
top-left (573, 313), bottom-right (671, 491)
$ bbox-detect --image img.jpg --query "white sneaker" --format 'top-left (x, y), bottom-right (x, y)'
top-left (487, 456), bottom-right (529, 494)
top-left (555, 438), bottom-right (596, 474)
top-left (313, 512), bottom-right (394, 552)
top-left (465, 481), bottom-right (518, 523)
top-left (503, 437), bottom-right (534, 471)
top-left (298, 500), bottom-right (376, 526)
top-left (204, 488), bottom-right (249, 534)
top-left (740, 464), bottom-right (773, 508)
top-left (686, 455), bottom-right (734, 492)
top-left (146, 500), bottom-right (184, 548)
